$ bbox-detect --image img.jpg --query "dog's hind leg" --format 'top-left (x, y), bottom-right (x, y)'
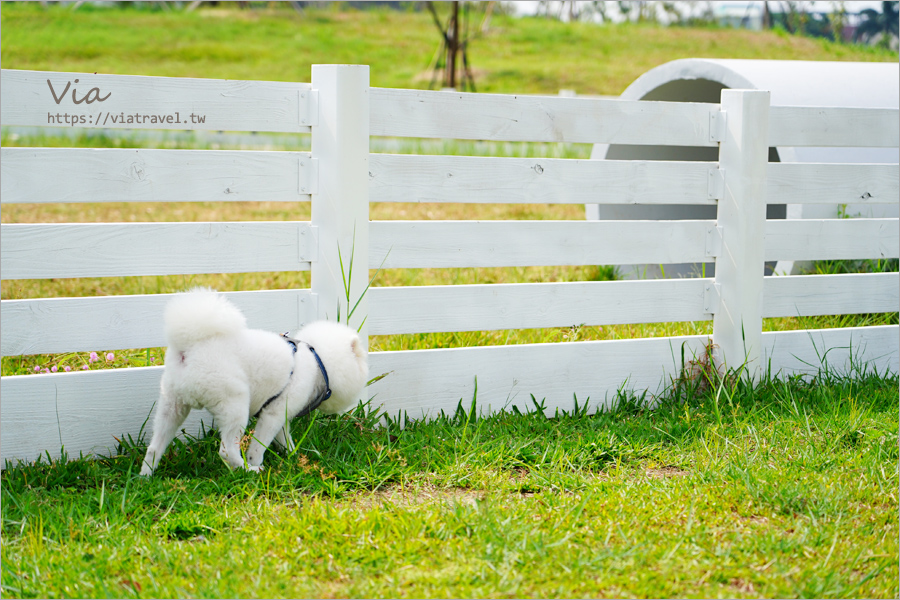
top-left (210, 400), bottom-right (258, 471)
top-left (140, 391), bottom-right (191, 476)
top-left (246, 409), bottom-right (290, 468)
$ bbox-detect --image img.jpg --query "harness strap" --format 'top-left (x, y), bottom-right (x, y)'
top-left (253, 333), bottom-right (332, 419)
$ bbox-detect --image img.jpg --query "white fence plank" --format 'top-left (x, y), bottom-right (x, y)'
top-left (1, 222), bottom-right (314, 279)
top-left (0, 148), bottom-right (313, 204)
top-left (764, 218), bottom-right (899, 261)
top-left (769, 106), bottom-right (900, 148)
top-left (368, 280), bottom-right (710, 335)
top-left (370, 88), bottom-right (719, 146)
top-left (767, 163), bottom-right (899, 205)
top-left (0, 69), bottom-right (313, 133)
top-left (0, 366), bottom-right (183, 466)
top-left (367, 335), bottom-right (710, 420)
top-left (369, 154), bottom-right (715, 205)
top-left (369, 220), bottom-right (716, 269)
top-left (762, 325), bottom-right (899, 379)
top-left (0, 289), bottom-right (315, 356)
top-left (763, 273), bottom-right (899, 318)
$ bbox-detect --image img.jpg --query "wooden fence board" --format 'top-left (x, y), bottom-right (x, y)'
top-left (1, 148), bottom-right (313, 204)
top-left (369, 220), bottom-right (715, 269)
top-left (767, 163), bottom-right (899, 205)
top-left (763, 273), bottom-right (899, 318)
top-left (1, 222), bottom-right (314, 279)
top-left (367, 280), bottom-right (710, 335)
top-left (764, 218), bottom-right (899, 261)
top-left (370, 87), bottom-right (718, 146)
top-left (769, 106), bottom-right (899, 148)
top-left (1, 69), bottom-right (313, 133)
top-left (0, 290), bottom-right (315, 356)
top-left (369, 154), bottom-right (714, 205)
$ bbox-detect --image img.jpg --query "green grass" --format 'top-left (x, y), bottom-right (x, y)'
top-left (2, 365), bottom-right (897, 598)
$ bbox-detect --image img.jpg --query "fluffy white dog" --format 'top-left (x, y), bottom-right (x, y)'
top-left (140, 288), bottom-right (368, 475)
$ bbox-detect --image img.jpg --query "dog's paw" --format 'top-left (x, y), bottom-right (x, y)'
top-left (139, 465), bottom-right (154, 477)
top-left (245, 464), bottom-right (265, 473)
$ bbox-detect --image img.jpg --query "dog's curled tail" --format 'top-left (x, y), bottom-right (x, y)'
top-left (164, 288), bottom-right (246, 350)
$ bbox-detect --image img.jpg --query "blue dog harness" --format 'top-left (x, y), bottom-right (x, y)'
top-left (254, 334), bottom-right (332, 419)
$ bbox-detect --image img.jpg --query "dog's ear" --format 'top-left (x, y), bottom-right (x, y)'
top-left (350, 337), bottom-right (366, 359)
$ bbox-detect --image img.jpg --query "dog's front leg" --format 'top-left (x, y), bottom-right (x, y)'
top-left (246, 409), bottom-right (290, 468)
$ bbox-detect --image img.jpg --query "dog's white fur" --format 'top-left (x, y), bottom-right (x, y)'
top-left (140, 288), bottom-right (368, 475)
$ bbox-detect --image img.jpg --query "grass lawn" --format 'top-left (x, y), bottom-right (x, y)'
top-left (1, 4), bottom-right (898, 598)
top-left (1, 367), bottom-right (897, 598)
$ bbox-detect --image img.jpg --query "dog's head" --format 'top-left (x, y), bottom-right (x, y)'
top-left (296, 321), bottom-right (369, 414)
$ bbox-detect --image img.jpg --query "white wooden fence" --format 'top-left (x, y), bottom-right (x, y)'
top-left (2, 65), bottom-right (898, 466)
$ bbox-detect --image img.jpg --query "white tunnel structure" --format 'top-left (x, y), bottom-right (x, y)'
top-left (586, 58), bottom-right (900, 278)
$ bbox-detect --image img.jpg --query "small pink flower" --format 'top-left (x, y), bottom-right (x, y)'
top-left (64, 366), bottom-right (71, 372)
top-left (89, 352), bottom-right (99, 363)
top-left (150, 357), bottom-right (156, 363)
top-left (33, 366), bottom-right (40, 373)
top-left (42, 368), bottom-right (50, 374)
top-left (106, 353), bottom-right (115, 362)
top-left (51, 366), bottom-right (58, 373)
top-left (82, 365), bottom-right (90, 370)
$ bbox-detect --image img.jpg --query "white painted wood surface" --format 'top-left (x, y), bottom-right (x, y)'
top-left (769, 106), bottom-right (900, 148)
top-left (0, 69), bottom-right (313, 133)
top-left (1, 222), bottom-right (313, 279)
top-left (310, 65), bottom-right (370, 338)
top-left (764, 218), bottom-right (899, 261)
top-left (369, 155), bottom-right (715, 205)
top-left (763, 273), bottom-right (899, 318)
top-left (713, 90), bottom-right (770, 378)
top-left (761, 325), bottom-right (899, 379)
top-left (368, 279), bottom-right (711, 335)
top-left (767, 163), bottom-right (899, 205)
top-left (0, 290), bottom-right (315, 356)
top-left (369, 220), bottom-right (716, 269)
top-left (370, 88), bottom-right (719, 146)
top-left (1, 148), bottom-right (313, 204)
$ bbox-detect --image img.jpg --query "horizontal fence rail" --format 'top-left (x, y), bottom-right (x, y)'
top-left (767, 163), bottom-right (899, 205)
top-left (768, 106), bottom-right (900, 148)
top-left (0, 148), bottom-right (316, 204)
top-left (369, 155), bottom-right (716, 205)
top-left (368, 279), bottom-right (712, 335)
top-left (370, 220), bottom-right (719, 268)
top-left (1, 290), bottom-right (314, 357)
top-left (370, 88), bottom-right (720, 146)
top-left (763, 273), bottom-right (899, 318)
top-left (0, 222), bottom-right (314, 279)
top-left (3, 273), bottom-right (896, 356)
top-left (0, 69), bottom-right (314, 133)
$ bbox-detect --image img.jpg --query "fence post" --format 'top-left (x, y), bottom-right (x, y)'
top-left (712, 89), bottom-right (770, 381)
top-left (310, 65), bottom-right (370, 347)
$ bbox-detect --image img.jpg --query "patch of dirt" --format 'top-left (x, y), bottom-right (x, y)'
top-left (343, 484), bottom-right (485, 510)
top-left (729, 577), bottom-right (757, 595)
top-left (645, 466), bottom-right (688, 478)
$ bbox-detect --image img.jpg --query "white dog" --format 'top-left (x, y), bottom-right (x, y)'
top-left (140, 288), bottom-right (368, 475)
